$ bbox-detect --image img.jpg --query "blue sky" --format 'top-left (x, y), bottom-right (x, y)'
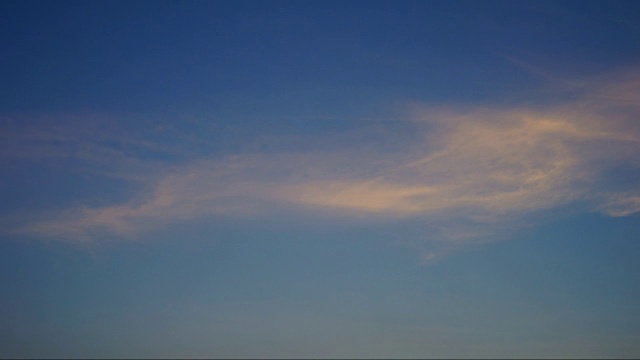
top-left (2, 1), bottom-right (640, 358)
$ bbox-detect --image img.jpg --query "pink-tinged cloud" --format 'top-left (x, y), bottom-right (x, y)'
top-left (281, 106), bottom-right (639, 217)
top-left (8, 68), bottom-right (640, 250)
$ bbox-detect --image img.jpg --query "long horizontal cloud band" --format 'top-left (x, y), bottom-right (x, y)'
top-left (6, 70), bottom-right (640, 248)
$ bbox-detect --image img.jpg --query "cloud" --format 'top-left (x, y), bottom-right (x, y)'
top-left (282, 106), bottom-right (638, 216)
top-left (6, 68), bottom-right (640, 257)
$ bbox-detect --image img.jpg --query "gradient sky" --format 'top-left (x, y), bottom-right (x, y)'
top-left (2, 1), bottom-right (640, 358)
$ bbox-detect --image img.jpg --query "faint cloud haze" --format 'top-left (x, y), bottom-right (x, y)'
top-left (6, 68), bottom-right (640, 259)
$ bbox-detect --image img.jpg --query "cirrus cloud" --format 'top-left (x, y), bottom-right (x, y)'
top-left (5, 68), bottom-right (640, 260)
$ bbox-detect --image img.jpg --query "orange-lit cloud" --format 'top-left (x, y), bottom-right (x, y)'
top-left (8, 68), bottom-right (640, 253)
top-left (281, 107), bottom-right (638, 216)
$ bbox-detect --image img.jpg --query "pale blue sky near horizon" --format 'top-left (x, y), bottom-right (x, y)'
top-left (2, 1), bottom-right (640, 358)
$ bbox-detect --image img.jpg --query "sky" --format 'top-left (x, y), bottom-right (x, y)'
top-left (1, 0), bottom-right (640, 358)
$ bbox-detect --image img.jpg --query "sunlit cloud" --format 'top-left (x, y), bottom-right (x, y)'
top-left (283, 106), bottom-right (638, 216)
top-left (6, 68), bottom-right (640, 257)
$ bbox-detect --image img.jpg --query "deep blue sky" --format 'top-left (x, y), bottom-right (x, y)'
top-left (4, 1), bottom-right (639, 113)
top-left (2, 1), bottom-right (640, 358)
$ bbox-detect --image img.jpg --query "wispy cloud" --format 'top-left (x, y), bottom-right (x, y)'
top-left (284, 106), bottom-right (638, 216)
top-left (5, 68), bottom-right (640, 259)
